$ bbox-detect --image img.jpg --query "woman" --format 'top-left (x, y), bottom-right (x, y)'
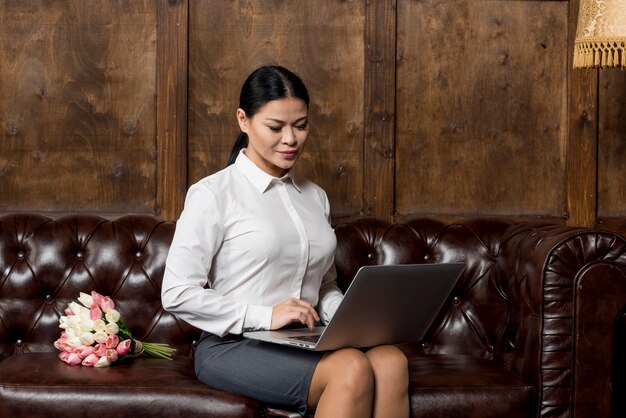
top-left (161, 65), bottom-right (409, 417)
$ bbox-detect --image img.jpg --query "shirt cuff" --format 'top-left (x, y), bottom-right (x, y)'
top-left (320, 297), bottom-right (342, 325)
top-left (242, 304), bottom-right (273, 332)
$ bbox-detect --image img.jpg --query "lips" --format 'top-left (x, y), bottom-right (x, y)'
top-left (278, 150), bottom-right (298, 159)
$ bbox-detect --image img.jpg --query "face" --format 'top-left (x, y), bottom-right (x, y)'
top-left (237, 97), bottom-right (309, 177)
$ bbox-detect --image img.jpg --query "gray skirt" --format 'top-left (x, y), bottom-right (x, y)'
top-left (194, 331), bottom-right (325, 416)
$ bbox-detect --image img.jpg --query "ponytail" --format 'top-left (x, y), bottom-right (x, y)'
top-left (227, 132), bottom-right (248, 166)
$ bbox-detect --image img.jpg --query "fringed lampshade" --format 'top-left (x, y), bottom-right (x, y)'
top-left (573, 0), bottom-right (626, 69)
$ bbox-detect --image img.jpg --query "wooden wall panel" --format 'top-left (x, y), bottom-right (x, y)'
top-left (156, 0), bottom-right (188, 220)
top-left (598, 72), bottom-right (626, 219)
top-left (363, 0), bottom-right (396, 219)
top-left (597, 71), bottom-right (626, 237)
top-left (396, 0), bottom-right (569, 218)
top-left (187, 0), bottom-right (365, 216)
top-left (0, 0), bottom-right (157, 213)
top-left (0, 0), bottom-right (624, 234)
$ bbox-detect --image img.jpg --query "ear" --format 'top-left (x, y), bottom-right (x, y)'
top-left (236, 108), bottom-right (248, 133)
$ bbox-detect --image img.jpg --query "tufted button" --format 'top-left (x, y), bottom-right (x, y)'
top-left (452, 296), bottom-right (461, 305)
top-left (15, 339), bottom-right (23, 347)
top-left (487, 345), bottom-right (495, 354)
top-left (421, 342), bottom-right (429, 348)
top-left (366, 252), bottom-right (375, 260)
top-left (17, 251), bottom-right (25, 259)
top-left (44, 294), bottom-right (54, 303)
top-left (423, 253), bottom-right (431, 261)
top-left (76, 251), bottom-right (84, 260)
top-left (191, 340), bottom-right (198, 347)
top-left (135, 251), bottom-right (142, 259)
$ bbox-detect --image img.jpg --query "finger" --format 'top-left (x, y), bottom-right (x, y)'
top-left (289, 307), bottom-right (313, 331)
top-left (303, 308), bottom-right (317, 331)
top-left (298, 312), bottom-right (314, 331)
top-left (291, 298), bottom-right (320, 322)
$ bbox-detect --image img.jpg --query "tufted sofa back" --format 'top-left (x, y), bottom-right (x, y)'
top-left (333, 217), bottom-right (517, 360)
top-left (2, 214), bottom-right (624, 367)
top-left (1, 213), bottom-right (519, 362)
top-left (0, 214), bottom-right (200, 359)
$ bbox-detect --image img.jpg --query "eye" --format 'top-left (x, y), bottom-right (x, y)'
top-left (295, 123), bottom-right (309, 131)
top-left (268, 126), bottom-right (282, 133)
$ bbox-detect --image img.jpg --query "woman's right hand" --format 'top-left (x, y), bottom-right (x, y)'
top-left (271, 298), bottom-right (320, 331)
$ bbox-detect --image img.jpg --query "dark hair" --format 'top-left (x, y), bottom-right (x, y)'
top-left (227, 65), bottom-right (310, 166)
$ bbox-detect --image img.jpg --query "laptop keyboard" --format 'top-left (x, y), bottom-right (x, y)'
top-left (288, 334), bottom-right (321, 343)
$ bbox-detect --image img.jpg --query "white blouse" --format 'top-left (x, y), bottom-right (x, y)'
top-left (161, 150), bottom-right (344, 337)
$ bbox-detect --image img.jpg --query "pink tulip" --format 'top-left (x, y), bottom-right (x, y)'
top-left (89, 304), bottom-right (102, 321)
top-left (81, 353), bottom-right (100, 367)
top-left (54, 340), bottom-right (74, 353)
top-left (54, 336), bottom-right (80, 354)
top-left (105, 348), bottom-right (119, 363)
top-left (100, 296), bottom-right (115, 312)
top-left (93, 343), bottom-right (107, 357)
top-left (53, 338), bottom-right (64, 350)
top-left (116, 339), bottom-right (131, 356)
top-left (59, 352), bottom-right (82, 366)
top-left (91, 291), bottom-right (105, 307)
top-left (78, 346), bottom-right (95, 359)
top-left (105, 334), bottom-right (119, 349)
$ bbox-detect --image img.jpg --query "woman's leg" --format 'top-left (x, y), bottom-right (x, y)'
top-left (307, 348), bottom-right (375, 417)
top-left (365, 345), bottom-right (410, 418)
top-left (307, 345), bottom-right (410, 418)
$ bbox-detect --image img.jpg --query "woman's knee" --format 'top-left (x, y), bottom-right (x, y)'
top-left (315, 348), bottom-right (375, 394)
top-left (366, 345), bottom-right (409, 384)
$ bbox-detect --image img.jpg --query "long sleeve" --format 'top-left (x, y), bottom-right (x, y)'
top-left (317, 263), bottom-right (343, 324)
top-left (161, 183), bottom-right (273, 336)
top-left (316, 189), bottom-right (344, 324)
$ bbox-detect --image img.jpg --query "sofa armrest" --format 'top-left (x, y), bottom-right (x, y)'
top-left (613, 309), bottom-right (626, 417)
top-left (497, 223), bottom-right (626, 418)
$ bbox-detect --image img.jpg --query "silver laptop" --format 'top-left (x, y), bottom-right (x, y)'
top-left (243, 263), bottom-right (465, 351)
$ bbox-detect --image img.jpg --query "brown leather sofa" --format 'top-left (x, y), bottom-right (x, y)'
top-left (0, 213), bottom-right (624, 417)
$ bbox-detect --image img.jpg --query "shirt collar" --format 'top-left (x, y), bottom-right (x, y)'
top-left (234, 149), bottom-right (302, 193)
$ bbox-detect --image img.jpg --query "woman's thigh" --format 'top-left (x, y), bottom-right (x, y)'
top-left (195, 332), bottom-right (324, 415)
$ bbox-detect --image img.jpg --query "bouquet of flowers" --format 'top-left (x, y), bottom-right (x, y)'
top-left (54, 291), bottom-right (175, 367)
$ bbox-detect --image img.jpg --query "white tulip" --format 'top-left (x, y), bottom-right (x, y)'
top-left (69, 302), bottom-right (88, 317)
top-left (77, 292), bottom-right (94, 308)
top-left (93, 319), bottom-right (106, 332)
top-left (79, 331), bottom-right (95, 346)
top-left (93, 331), bottom-right (108, 344)
top-left (104, 322), bottom-right (119, 335)
top-left (94, 356), bottom-right (111, 368)
top-left (105, 309), bottom-right (120, 323)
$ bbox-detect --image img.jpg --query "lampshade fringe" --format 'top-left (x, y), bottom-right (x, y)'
top-left (573, 39), bottom-right (626, 69)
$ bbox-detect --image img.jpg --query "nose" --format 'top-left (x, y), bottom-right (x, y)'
top-left (282, 127), bottom-right (297, 145)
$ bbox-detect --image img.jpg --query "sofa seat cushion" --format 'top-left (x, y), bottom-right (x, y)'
top-left (0, 352), bottom-right (262, 418)
top-left (408, 354), bottom-right (534, 418)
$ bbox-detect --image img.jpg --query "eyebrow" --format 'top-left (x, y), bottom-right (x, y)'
top-left (265, 116), bottom-right (308, 124)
